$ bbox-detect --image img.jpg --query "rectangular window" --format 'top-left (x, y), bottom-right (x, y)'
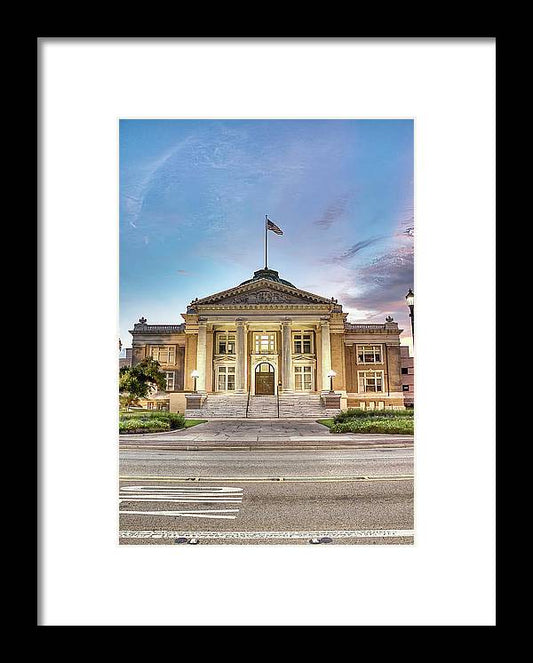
top-left (217, 332), bottom-right (236, 355)
top-left (254, 333), bottom-right (276, 353)
top-left (149, 345), bottom-right (176, 365)
top-left (217, 366), bottom-right (236, 391)
top-left (402, 384), bottom-right (410, 392)
top-left (165, 371), bottom-right (175, 391)
top-left (401, 367), bottom-right (409, 375)
top-left (356, 345), bottom-right (382, 364)
top-left (294, 365), bottom-right (313, 391)
top-left (358, 370), bottom-right (384, 393)
top-left (293, 333), bottom-right (313, 354)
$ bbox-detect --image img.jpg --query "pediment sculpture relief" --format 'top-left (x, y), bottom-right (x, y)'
top-left (223, 289), bottom-right (303, 304)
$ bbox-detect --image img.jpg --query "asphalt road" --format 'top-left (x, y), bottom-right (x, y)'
top-left (119, 447), bottom-right (414, 545)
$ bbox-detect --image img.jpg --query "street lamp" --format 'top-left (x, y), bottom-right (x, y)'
top-left (327, 369), bottom-right (336, 393)
top-left (191, 369), bottom-right (199, 393)
top-left (406, 288), bottom-right (414, 341)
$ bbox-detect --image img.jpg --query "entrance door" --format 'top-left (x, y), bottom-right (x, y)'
top-left (255, 363), bottom-right (275, 395)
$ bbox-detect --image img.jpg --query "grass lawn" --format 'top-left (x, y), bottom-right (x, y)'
top-left (184, 419), bottom-right (207, 428)
top-left (317, 409), bottom-right (414, 435)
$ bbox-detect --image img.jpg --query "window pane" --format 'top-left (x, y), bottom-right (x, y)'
top-left (227, 374), bottom-right (235, 390)
top-left (303, 341), bottom-right (311, 353)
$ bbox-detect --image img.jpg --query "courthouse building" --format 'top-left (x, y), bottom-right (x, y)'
top-left (129, 267), bottom-right (408, 418)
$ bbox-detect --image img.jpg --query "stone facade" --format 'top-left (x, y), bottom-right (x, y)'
top-left (128, 268), bottom-right (408, 414)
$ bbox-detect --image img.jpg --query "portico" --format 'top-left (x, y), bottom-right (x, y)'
top-left (182, 269), bottom-right (340, 401)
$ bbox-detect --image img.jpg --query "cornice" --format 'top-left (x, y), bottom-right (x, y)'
top-left (195, 303), bottom-right (332, 311)
top-left (189, 278), bottom-right (338, 309)
top-left (130, 323), bottom-right (185, 335)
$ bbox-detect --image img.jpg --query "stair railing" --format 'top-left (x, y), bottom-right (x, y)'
top-left (245, 385), bottom-right (251, 418)
top-left (276, 386), bottom-right (280, 418)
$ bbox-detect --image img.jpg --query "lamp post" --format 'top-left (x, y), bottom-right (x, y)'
top-left (327, 369), bottom-right (336, 394)
top-left (191, 369), bottom-right (199, 393)
top-left (406, 289), bottom-right (414, 342)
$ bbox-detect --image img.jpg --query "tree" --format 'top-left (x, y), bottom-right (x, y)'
top-left (119, 357), bottom-right (167, 408)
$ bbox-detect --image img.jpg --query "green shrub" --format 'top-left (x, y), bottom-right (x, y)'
top-left (119, 410), bottom-right (186, 433)
top-left (329, 417), bottom-right (414, 435)
top-left (119, 418), bottom-right (169, 433)
top-left (334, 408), bottom-right (414, 423)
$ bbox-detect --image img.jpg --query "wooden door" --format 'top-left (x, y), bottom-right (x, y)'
top-left (256, 372), bottom-right (274, 395)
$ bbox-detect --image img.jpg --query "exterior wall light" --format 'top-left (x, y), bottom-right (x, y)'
top-left (405, 289), bottom-right (414, 341)
top-left (191, 369), bottom-right (200, 393)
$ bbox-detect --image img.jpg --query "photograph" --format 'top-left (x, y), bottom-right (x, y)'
top-left (118, 119), bottom-right (415, 545)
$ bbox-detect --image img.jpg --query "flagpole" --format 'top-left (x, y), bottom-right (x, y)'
top-left (264, 214), bottom-right (268, 269)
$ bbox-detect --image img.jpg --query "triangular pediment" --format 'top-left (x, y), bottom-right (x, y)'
top-left (190, 279), bottom-right (335, 308)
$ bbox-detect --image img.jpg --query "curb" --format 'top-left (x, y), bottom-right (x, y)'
top-left (120, 441), bottom-right (414, 451)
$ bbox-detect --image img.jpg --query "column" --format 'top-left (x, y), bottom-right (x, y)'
top-left (196, 318), bottom-right (207, 392)
top-left (236, 319), bottom-right (246, 393)
top-left (320, 317), bottom-right (332, 392)
top-left (281, 318), bottom-right (293, 392)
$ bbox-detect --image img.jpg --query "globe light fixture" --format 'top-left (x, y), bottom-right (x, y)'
top-left (405, 289), bottom-right (414, 341)
top-left (191, 369), bottom-right (200, 393)
top-left (327, 369), bottom-right (337, 393)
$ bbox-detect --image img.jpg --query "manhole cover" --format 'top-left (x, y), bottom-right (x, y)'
top-left (319, 537), bottom-right (333, 544)
top-left (174, 537), bottom-right (189, 544)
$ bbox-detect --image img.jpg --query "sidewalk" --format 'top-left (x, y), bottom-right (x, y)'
top-left (119, 419), bottom-right (414, 449)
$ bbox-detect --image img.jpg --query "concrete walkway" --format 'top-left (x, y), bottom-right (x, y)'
top-left (119, 418), bottom-right (414, 448)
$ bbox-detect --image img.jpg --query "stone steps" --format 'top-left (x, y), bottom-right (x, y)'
top-left (186, 394), bottom-right (247, 418)
top-left (185, 393), bottom-right (340, 419)
top-left (278, 394), bottom-right (339, 418)
top-left (247, 395), bottom-right (278, 418)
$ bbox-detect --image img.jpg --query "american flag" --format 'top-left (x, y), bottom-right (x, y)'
top-left (266, 218), bottom-right (283, 235)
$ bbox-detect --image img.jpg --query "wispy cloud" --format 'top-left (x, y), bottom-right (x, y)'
top-left (315, 192), bottom-right (354, 229)
top-left (336, 236), bottom-right (387, 261)
top-left (338, 245), bottom-right (414, 317)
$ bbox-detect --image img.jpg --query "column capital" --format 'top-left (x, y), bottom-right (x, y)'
top-left (235, 317), bottom-right (247, 325)
top-left (281, 317), bottom-right (292, 326)
top-left (198, 316), bottom-right (208, 326)
top-left (320, 316), bottom-right (330, 326)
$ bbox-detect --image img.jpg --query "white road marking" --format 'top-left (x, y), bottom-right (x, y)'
top-left (119, 529), bottom-right (415, 540)
top-left (121, 486), bottom-right (242, 492)
top-left (120, 510), bottom-right (239, 519)
top-left (120, 498), bottom-right (242, 503)
top-left (120, 475), bottom-right (413, 483)
top-left (119, 485), bottom-right (243, 504)
top-left (119, 485), bottom-right (244, 519)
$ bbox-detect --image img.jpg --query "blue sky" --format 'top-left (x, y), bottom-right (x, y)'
top-left (120, 119), bottom-right (414, 351)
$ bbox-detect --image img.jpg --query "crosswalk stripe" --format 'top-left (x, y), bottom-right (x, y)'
top-left (120, 510), bottom-right (239, 519)
top-left (119, 485), bottom-right (245, 519)
top-left (120, 498), bottom-right (242, 503)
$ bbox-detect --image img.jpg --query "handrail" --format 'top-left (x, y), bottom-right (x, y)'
top-left (245, 385), bottom-right (251, 418)
top-left (276, 387), bottom-right (280, 418)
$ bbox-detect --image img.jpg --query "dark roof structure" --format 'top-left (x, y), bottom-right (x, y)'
top-left (238, 268), bottom-right (295, 288)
